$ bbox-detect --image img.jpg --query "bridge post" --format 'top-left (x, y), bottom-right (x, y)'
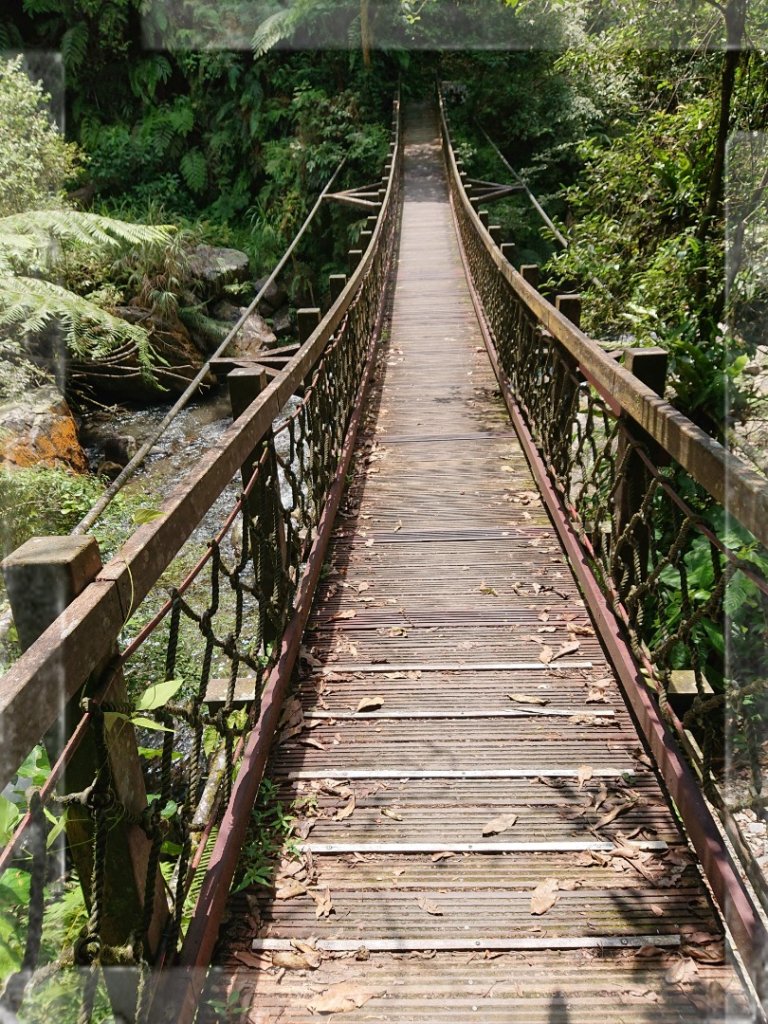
top-left (359, 229), bottom-right (373, 251)
top-left (227, 366), bottom-right (288, 652)
top-left (614, 347), bottom-right (668, 594)
top-left (329, 274), bottom-right (347, 303)
top-left (297, 307), bottom-right (321, 344)
top-left (2, 537), bottom-right (169, 1016)
top-left (489, 224), bottom-right (503, 245)
top-left (500, 242), bottom-right (516, 264)
top-left (549, 295), bottom-right (582, 482)
top-left (520, 264), bottom-right (540, 289)
top-left (348, 249), bottom-right (363, 273)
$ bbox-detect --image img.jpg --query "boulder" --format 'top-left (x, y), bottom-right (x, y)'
top-left (188, 246), bottom-right (250, 297)
top-left (226, 309), bottom-right (277, 359)
top-left (254, 277), bottom-right (288, 316)
top-left (68, 308), bottom-right (215, 403)
top-left (0, 384), bottom-right (88, 472)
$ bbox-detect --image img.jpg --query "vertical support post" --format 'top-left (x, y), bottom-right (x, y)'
top-left (329, 274), bottom-right (347, 304)
top-left (500, 242), bottom-right (516, 264)
top-left (348, 249), bottom-right (363, 273)
top-left (489, 224), bottom-right (502, 245)
top-left (520, 264), bottom-right (540, 289)
top-left (297, 307), bottom-right (321, 345)
top-left (555, 293), bottom-right (582, 329)
top-left (359, 229), bottom-right (373, 251)
top-left (365, 215), bottom-right (378, 233)
top-left (614, 347), bottom-right (669, 593)
top-left (465, 182), bottom-right (473, 201)
top-left (227, 366), bottom-right (287, 651)
top-left (478, 209), bottom-right (490, 229)
top-left (2, 537), bottom-right (169, 1017)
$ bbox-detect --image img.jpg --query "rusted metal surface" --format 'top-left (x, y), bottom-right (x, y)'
top-left (212, 104), bottom-right (753, 1022)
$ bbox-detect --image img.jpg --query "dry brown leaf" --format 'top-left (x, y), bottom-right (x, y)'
top-left (291, 939), bottom-right (322, 968)
top-left (508, 693), bottom-right (550, 706)
top-left (431, 851), bottom-right (456, 862)
top-left (538, 645), bottom-right (554, 665)
top-left (300, 737), bottom-right (327, 750)
top-left (275, 878), bottom-right (307, 900)
top-left (530, 877), bottom-right (560, 915)
top-left (479, 584), bottom-right (498, 596)
top-left (482, 813), bottom-right (518, 836)
top-left (272, 950), bottom-right (318, 970)
top-left (332, 610), bottom-right (357, 621)
top-left (595, 801), bottom-right (633, 829)
top-left (387, 626), bottom-right (407, 637)
top-left (551, 641), bottom-right (581, 661)
top-left (311, 887), bottom-right (334, 918)
top-left (364, 538), bottom-right (375, 548)
top-left (665, 958), bottom-right (699, 986)
top-left (381, 807), bottom-right (404, 822)
top-left (416, 895), bottom-right (443, 916)
top-left (577, 764), bottom-right (593, 790)
top-left (335, 796), bottom-right (356, 821)
top-left (681, 942), bottom-right (725, 965)
top-left (634, 945), bottom-right (664, 960)
top-left (356, 696), bottom-right (384, 712)
top-left (649, 904), bottom-right (664, 917)
top-left (307, 981), bottom-right (381, 1014)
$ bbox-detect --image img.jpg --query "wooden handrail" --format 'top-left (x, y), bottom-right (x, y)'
top-left (437, 90), bottom-right (768, 550)
top-left (0, 99), bottom-right (402, 791)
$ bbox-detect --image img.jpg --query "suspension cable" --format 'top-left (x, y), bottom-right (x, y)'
top-left (72, 158), bottom-right (346, 537)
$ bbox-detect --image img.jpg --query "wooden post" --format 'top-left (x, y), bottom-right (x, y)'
top-left (520, 264), bottom-right (540, 289)
top-left (500, 242), bottom-right (516, 264)
top-left (489, 224), bottom-right (502, 245)
top-left (329, 274), bottom-right (347, 303)
top-left (478, 209), bottom-right (490, 229)
top-left (348, 249), bottom-right (363, 273)
top-left (549, 295), bottom-right (582, 482)
top-left (297, 307), bottom-right (321, 344)
top-left (359, 229), bottom-right (373, 251)
top-left (555, 293), bottom-right (581, 329)
top-left (614, 347), bottom-right (669, 593)
top-left (2, 537), bottom-right (169, 1016)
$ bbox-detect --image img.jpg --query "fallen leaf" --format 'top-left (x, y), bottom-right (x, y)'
top-left (482, 813), bottom-right (518, 836)
top-left (332, 609), bottom-right (357, 620)
top-left (595, 801), bottom-right (633, 829)
top-left (235, 950), bottom-right (267, 968)
top-left (508, 693), bottom-right (550, 706)
top-left (577, 765), bottom-right (593, 790)
top-left (431, 851), bottom-right (456, 862)
top-left (300, 737), bottom-right (327, 750)
top-left (394, 520), bottom-right (402, 532)
top-left (417, 895), bottom-right (443, 916)
top-left (275, 878), bottom-right (307, 900)
top-left (381, 807), bottom-right (404, 822)
top-left (551, 641), bottom-right (581, 661)
top-left (335, 796), bottom-right (356, 821)
top-left (665, 958), bottom-right (699, 986)
top-left (307, 981), bottom-right (381, 1014)
top-left (311, 887), bottom-right (334, 918)
top-left (356, 581), bottom-right (371, 593)
top-left (530, 877), bottom-right (560, 915)
top-left (291, 940), bottom-right (322, 969)
top-left (682, 942), bottom-right (725, 965)
top-left (649, 904), bottom-right (664, 917)
top-left (387, 626), bottom-right (407, 637)
top-left (356, 696), bottom-right (384, 712)
top-left (537, 625), bottom-right (557, 633)
top-left (272, 950), bottom-right (318, 970)
top-left (634, 945), bottom-right (664, 960)
top-left (479, 584), bottom-right (498, 596)
top-left (538, 645), bottom-right (554, 665)
top-left (364, 538), bottom-right (375, 548)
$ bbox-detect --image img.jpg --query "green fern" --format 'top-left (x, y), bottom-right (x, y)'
top-left (0, 209), bottom-right (172, 274)
top-left (180, 149), bottom-right (208, 194)
top-left (251, 9), bottom-right (300, 57)
top-left (60, 23), bottom-right (89, 74)
top-left (0, 274), bottom-right (156, 370)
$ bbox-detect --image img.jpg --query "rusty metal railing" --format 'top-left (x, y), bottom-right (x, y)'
top-left (439, 86), bottom-right (768, 1005)
top-left (0, 97), bottom-right (401, 1023)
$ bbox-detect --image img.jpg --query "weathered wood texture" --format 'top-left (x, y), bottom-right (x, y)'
top-left (211, 105), bottom-right (751, 1023)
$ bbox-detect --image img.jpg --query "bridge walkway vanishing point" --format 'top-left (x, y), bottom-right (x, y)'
top-left (211, 106), bottom-right (754, 1021)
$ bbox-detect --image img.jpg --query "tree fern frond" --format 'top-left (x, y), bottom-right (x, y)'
top-left (61, 22), bottom-right (89, 73)
top-left (180, 149), bottom-right (208, 194)
top-left (0, 210), bottom-right (173, 270)
top-left (252, 9), bottom-right (299, 57)
top-left (0, 273), bottom-right (156, 370)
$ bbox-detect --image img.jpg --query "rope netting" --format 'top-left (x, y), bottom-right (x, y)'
top-left (0, 104), bottom-right (400, 1022)
top-left (441, 100), bottom-right (768, 860)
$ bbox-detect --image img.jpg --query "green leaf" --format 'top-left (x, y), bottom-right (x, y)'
top-left (135, 677), bottom-right (184, 711)
top-left (130, 716), bottom-right (174, 733)
top-left (133, 507), bottom-right (163, 525)
top-left (44, 806), bottom-right (68, 849)
top-left (0, 795), bottom-right (20, 845)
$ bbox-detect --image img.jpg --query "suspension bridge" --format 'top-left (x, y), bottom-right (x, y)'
top-left (1, 95), bottom-right (767, 1023)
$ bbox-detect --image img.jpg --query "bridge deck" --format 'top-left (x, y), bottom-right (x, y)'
top-left (212, 107), bottom-right (750, 1021)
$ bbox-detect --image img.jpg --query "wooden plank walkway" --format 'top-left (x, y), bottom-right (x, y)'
top-left (211, 105), bottom-right (752, 1022)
